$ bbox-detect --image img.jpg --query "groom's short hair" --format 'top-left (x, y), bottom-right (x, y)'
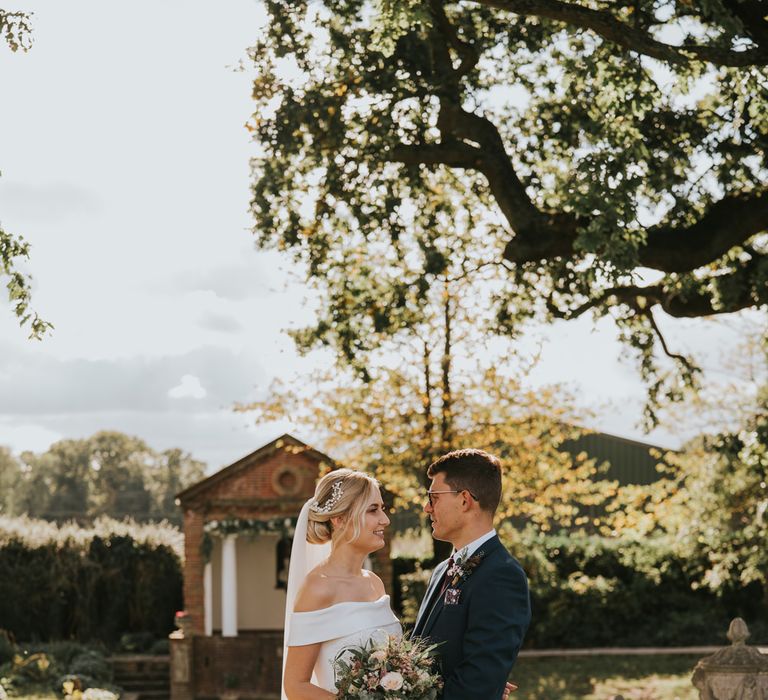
top-left (427, 449), bottom-right (502, 514)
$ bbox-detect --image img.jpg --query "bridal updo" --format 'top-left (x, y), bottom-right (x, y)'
top-left (306, 468), bottom-right (380, 545)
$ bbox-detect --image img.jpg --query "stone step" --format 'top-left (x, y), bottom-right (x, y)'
top-left (133, 691), bottom-right (169, 700)
top-left (109, 654), bottom-right (170, 700)
top-left (114, 677), bottom-right (169, 686)
top-left (109, 655), bottom-right (170, 670)
top-left (116, 679), bottom-right (169, 691)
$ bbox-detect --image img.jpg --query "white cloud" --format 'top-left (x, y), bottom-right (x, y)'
top-left (198, 310), bottom-right (244, 333)
top-left (0, 421), bottom-right (63, 454)
top-left (0, 180), bottom-right (103, 223)
top-left (168, 374), bottom-right (207, 400)
top-left (177, 263), bottom-right (273, 302)
top-left (0, 344), bottom-right (264, 414)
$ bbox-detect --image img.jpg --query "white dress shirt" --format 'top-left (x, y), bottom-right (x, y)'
top-left (453, 528), bottom-right (497, 565)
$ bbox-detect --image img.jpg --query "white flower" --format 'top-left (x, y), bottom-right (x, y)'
top-left (370, 650), bottom-right (387, 664)
top-left (82, 689), bottom-right (118, 700)
top-left (369, 628), bottom-right (390, 648)
top-left (380, 671), bottom-right (404, 691)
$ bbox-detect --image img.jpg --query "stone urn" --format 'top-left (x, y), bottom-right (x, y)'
top-left (174, 611), bottom-right (194, 638)
top-left (692, 618), bottom-right (768, 699)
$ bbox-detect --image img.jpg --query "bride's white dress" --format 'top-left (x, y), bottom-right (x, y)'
top-left (287, 594), bottom-right (402, 692)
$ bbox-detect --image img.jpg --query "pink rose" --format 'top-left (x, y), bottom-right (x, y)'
top-left (379, 671), bottom-right (404, 691)
top-left (370, 650), bottom-right (387, 664)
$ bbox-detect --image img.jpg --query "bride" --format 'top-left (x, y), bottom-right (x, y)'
top-left (282, 469), bottom-right (401, 700)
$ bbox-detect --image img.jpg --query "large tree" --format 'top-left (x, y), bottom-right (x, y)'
top-left (239, 244), bottom-right (612, 539)
top-left (241, 365), bottom-right (610, 533)
top-left (599, 325), bottom-right (768, 598)
top-left (248, 0), bottom-right (768, 419)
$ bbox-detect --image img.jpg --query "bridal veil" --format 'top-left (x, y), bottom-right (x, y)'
top-left (281, 498), bottom-right (331, 700)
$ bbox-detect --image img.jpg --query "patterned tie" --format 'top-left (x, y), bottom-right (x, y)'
top-left (438, 555), bottom-right (455, 596)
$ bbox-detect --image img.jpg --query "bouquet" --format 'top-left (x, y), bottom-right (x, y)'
top-left (333, 633), bottom-right (443, 699)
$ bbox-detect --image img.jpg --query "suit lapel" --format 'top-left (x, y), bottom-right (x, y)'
top-left (421, 536), bottom-right (503, 638)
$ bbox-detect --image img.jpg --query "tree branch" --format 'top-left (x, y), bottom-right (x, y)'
top-left (430, 0), bottom-right (480, 78)
top-left (546, 255), bottom-right (764, 323)
top-left (504, 189), bottom-right (768, 275)
top-left (388, 141), bottom-right (482, 168)
top-left (0, 10), bottom-right (32, 52)
top-left (394, 7), bottom-right (766, 283)
top-left (424, 2), bottom-right (551, 238)
top-left (642, 190), bottom-right (768, 272)
top-left (472, 0), bottom-right (768, 66)
top-left (645, 307), bottom-right (695, 370)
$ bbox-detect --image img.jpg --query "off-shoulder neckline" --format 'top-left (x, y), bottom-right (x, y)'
top-left (293, 594), bottom-right (390, 615)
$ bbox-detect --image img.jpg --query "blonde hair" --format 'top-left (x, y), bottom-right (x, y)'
top-left (306, 468), bottom-right (380, 545)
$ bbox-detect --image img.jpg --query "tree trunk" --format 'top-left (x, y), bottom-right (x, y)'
top-left (432, 283), bottom-right (455, 563)
top-left (421, 340), bottom-right (434, 490)
top-left (440, 284), bottom-right (453, 453)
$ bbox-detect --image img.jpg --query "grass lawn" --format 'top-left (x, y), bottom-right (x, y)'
top-left (510, 654), bottom-right (701, 700)
top-left (9, 655), bottom-right (702, 700)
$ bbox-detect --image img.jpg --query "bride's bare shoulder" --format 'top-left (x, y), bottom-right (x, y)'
top-left (293, 567), bottom-right (336, 612)
top-left (362, 569), bottom-right (386, 596)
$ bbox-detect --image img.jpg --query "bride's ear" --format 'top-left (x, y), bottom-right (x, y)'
top-left (330, 514), bottom-right (347, 532)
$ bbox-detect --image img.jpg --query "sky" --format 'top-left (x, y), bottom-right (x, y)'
top-left (0, 0), bottom-right (756, 472)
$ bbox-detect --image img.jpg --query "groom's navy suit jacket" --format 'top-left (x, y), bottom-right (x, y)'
top-left (413, 536), bottom-right (531, 700)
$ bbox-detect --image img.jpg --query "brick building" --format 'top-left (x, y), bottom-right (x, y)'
top-left (169, 434), bottom-right (393, 700)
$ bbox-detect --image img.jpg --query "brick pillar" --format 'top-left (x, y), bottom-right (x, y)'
top-left (183, 508), bottom-right (206, 635)
top-left (169, 631), bottom-right (194, 700)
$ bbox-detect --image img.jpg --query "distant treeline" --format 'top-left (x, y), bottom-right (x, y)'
top-left (0, 431), bottom-right (206, 524)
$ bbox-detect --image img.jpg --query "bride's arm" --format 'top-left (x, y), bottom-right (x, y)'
top-left (283, 644), bottom-right (336, 700)
top-left (284, 573), bottom-right (337, 699)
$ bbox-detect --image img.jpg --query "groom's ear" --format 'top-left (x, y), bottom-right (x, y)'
top-left (461, 491), bottom-right (476, 511)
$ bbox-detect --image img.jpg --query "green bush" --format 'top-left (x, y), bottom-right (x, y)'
top-left (507, 528), bottom-right (768, 648)
top-left (118, 632), bottom-right (156, 654)
top-left (68, 653), bottom-right (111, 683)
top-left (399, 566), bottom-right (431, 625)
top-left (0, 631), bottom-right (14, 665)
top-left (396, 528), bottom-right (768, 648)
top-left (2, 652), bottom-right (58, 690)
top-left (40, 642), bottom-right (98, 669)
top-left (0, 516), bottom-right (183, 645)
top-left (148, 639), bottom-right (169, 655)
top-left (1, 643), bottom-right (119, 697)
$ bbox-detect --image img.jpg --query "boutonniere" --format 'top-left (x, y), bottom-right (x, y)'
top-left (446, 549), bottom-right (486, 588)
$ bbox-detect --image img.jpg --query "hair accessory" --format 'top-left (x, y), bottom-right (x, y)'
top-left (309, 480), bottom-right (344, 514)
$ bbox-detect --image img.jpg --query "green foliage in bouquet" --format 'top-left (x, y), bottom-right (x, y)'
top-left (333, 633), bottom-right (442, 699)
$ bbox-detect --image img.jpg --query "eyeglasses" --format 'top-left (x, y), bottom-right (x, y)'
top-left (426, 489), bottom-right (479, 506)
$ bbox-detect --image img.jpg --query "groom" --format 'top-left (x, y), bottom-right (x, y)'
top-left (413, 449), bottom-right (531, 700)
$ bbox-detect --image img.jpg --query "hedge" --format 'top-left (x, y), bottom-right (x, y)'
top-left (0, 516), bottom-right (183, 644)
top-left (394, 528), bottom-right (768, 648)
top-left (5, 516), bottom-right (767, 649)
